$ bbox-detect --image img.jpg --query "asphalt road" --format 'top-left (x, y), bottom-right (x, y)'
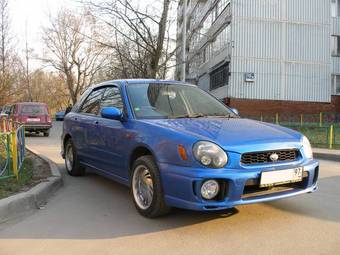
top-left (0, 121), bottom-right (340, 255)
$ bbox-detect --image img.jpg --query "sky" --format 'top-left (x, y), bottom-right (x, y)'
top-left (9, 0), bottom-right (177, 70)
top-left (10, 0), bottom-right (80, 67)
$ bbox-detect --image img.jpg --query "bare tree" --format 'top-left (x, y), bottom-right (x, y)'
top-left (42, 9), bottom-right (105, 104)
top-left (29, 70), bottom-right (70, 112)
top-left (0, 0), bottom-right (13, 104)
top-left (24, 21), bottom-right (33, 102)
top-left (0, 0), bottom-right (8, 75)
top-left (84, 0), bottom-right (177, 79)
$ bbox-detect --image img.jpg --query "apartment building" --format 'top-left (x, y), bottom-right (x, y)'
top-left (176, 0), bottom-right (340, 115)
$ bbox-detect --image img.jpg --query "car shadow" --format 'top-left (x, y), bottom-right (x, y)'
top-left (1, 163), bottom-right (338, 240)
top-left (0, 166), bottom-right (239, 239)
top-left (265, 175), bottom-right (340, 223)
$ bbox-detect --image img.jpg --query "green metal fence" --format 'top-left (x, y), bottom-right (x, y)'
top-left (246, 112), bottom-right (340, 149)
top-left (0, 116), bottom-right (25, 181)
top-left (246, 112), bottom-right (340, 127)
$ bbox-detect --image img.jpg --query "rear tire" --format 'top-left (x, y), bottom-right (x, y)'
top-left (64, 138), bottom-right (85, 176)
top-left (131, 155), bottom-right (170, 218)
top-left (43, 130), bottom-right (50, 137)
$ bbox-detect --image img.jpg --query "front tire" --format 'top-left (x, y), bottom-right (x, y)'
top-left (64, 138), bottom-right (85, 176)
top-left (131, 155), bottom-right (170, 218)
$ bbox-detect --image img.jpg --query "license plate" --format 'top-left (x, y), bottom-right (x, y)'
top-left (260, 167), bottom-right (303, 187)
top-left (27, 118), bottom-right (40, 122)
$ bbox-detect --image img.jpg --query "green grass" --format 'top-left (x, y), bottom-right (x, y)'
top-left (0, 158), bottom-right (34, 199)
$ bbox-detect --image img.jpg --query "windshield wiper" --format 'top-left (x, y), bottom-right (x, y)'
top-left (191, 113), bottom-right (238, 119)
top-left (170, 113), bottom-right (239, 119)
top-left (170, 113), bottom-right (207, 119)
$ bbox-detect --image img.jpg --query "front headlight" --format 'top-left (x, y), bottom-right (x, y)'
top-left (302, 136), bottom-right (313, 159)
top-left (193, 141), bottom-right (228, 168)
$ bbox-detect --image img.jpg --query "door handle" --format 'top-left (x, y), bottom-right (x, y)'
top-left (95, 121), bottom-right (99, 125)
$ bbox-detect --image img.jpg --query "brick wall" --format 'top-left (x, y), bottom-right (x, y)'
top-left (225, 96), bottom-right (340, 116)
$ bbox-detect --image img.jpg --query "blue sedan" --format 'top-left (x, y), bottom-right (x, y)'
top-left (55, 111), bottom-right (65, 121)
top-left (61, 79), bottom-right (319, 218)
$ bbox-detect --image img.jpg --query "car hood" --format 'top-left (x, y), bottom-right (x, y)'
top-left (142, 118), bottom-right (303, 153)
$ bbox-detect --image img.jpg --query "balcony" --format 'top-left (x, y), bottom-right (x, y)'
top-left (187, 4), bottom-right (232, 58)
top-left (190, 0), bottom-right (213, 32)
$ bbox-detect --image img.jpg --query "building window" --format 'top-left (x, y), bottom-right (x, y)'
top-left (203, 44), bottom-right (211, 63)
top-left (210, 63), bottom-right (230, 90)
top-left (202, 13), bottom-right (212, 35)
top-left (331, 36), bottom-right (340, 56)
top-left (331, 0), bottom-right (340, 17)
top-left (333, 75), bottom-right (340, 94)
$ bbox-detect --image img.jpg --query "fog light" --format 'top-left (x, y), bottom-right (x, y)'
top-left (201, 180), bottom-right (219, 200)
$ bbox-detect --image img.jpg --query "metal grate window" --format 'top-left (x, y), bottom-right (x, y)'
top-left (210, 63), bottom-right (229, 90)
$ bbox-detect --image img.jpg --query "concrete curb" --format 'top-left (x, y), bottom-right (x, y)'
top-left (314, 152), bottom-right (340, 162)
top-left (0, 146), bottom-right (63, 224)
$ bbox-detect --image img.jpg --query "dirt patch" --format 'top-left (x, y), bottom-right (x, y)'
top-left (0, 151), bottom-right (52, 199)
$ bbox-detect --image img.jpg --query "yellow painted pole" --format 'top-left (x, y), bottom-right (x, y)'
top-left (329, 125), bottom-right (334, 149)
top-left (320, 112), bottom-right (323, 127)
top-left (11, 131), bottom-right (18, 179)
top-left (276, 113), bottom-right (279, 125)
top-left (300, 114), bottom-right (303, 126)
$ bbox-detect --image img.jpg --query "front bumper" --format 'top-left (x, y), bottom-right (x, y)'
top-left (160, 159), bottom-right (319, 211)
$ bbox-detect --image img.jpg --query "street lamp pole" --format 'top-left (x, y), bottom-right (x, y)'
top-left (181, 0), bottom-right (187, 82)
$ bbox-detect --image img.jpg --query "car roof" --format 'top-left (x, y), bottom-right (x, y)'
top-left (91, 79), bottom-right (195, 90)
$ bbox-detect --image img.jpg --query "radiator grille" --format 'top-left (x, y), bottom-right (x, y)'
top-left (241, 149), bottom-right (299, 165)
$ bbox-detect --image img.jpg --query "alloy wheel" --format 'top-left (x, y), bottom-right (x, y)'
top-left (132, 165), bottom-right (154, 210)
top-left (65, 143), bottom-right (74, 172)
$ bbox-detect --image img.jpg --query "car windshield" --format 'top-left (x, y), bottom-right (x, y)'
top-left (126, 83), bottom-right (237, 119)
top-left (20, 105), bottom-right (47, 115)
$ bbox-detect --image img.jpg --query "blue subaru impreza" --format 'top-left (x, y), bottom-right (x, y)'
top-left (61, 79), bottom-right (319, 218)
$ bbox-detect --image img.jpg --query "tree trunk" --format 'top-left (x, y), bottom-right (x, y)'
top-left (149, 0), bottom-right (170, 78)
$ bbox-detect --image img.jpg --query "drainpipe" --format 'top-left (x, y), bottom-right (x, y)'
top-left (181, 0), bottom-right (187, 82)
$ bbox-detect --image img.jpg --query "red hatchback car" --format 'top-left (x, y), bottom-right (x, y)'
top-left (9, 102), bottom-right (52, 136)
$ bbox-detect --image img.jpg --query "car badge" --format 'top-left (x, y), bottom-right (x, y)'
top-left (270, 153), bottom-right (279, 162)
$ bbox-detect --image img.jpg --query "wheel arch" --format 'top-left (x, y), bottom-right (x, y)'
top-left (62, 134), bottom-right (72, 158)
top-left (128, 145), bottom-right (157, 178)
top-left (63, 134), bottom-right (72, 148)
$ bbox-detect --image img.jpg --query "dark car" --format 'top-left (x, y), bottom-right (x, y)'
top-left (55, 111), bottom-right (66, 121)
top-left (9, 102), bottom-right (52, 136)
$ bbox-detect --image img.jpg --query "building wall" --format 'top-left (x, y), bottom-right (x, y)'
top-left (228, 0), bottom-right (331, 103)
top-left (176, 0), bottom-right (340, 113)
top-left (227, 95), bottom-right (340, 116)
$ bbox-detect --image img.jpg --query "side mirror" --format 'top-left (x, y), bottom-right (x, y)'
top-left (230, 108), bottom-right (239, 116)
top-left (101, 107), bottom-right (123, 121)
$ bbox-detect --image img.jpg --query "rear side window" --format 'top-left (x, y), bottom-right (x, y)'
top-left (80, 88), bottom-right (105, 115)
top-left (20, 105), bottom-right (47, 115)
